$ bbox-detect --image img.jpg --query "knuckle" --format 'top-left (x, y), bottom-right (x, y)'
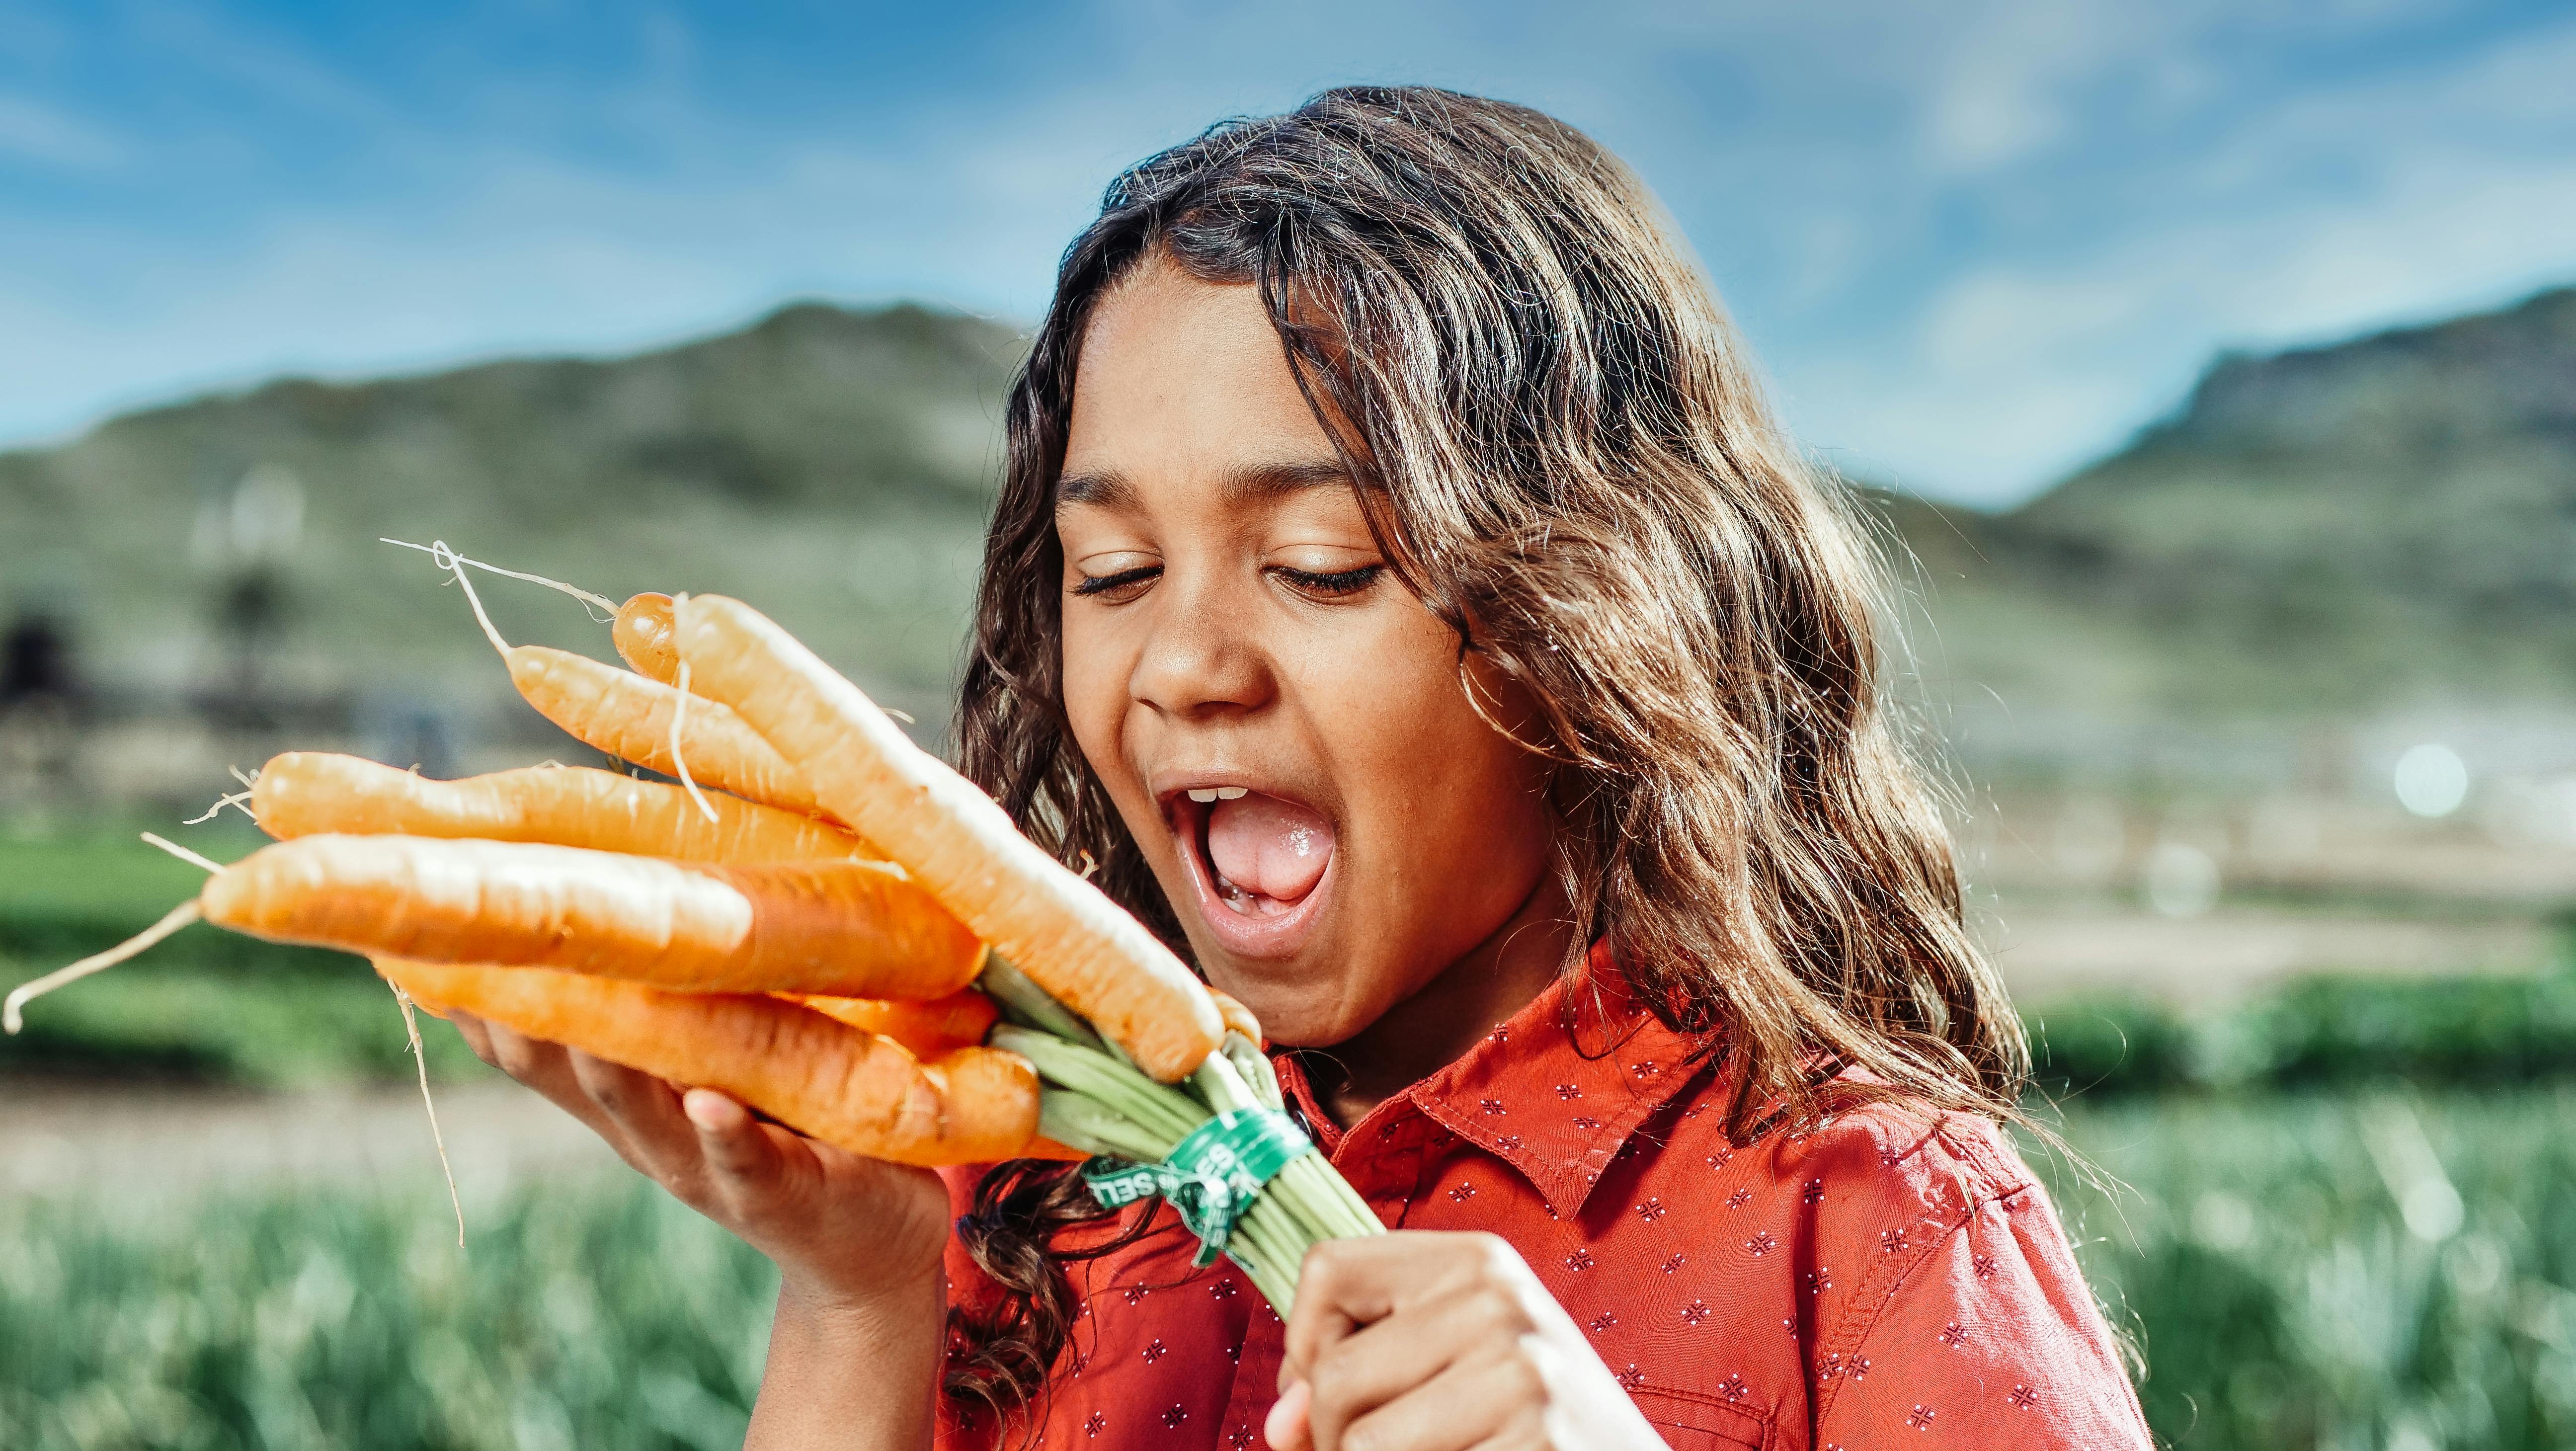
top-left (1469, 1282), bottom-right (1534, 1337)
top-left (1301, 1237), bottom-right (1355, 1288)
top-left (1310, 1339), bottom-right (1367, 1399)
top-left (580, 1073), bottom-right (628, 1116)
top-left (707, 1143), bottom-right (766, 1186)
top-left (490, 1038), bottom-right (546, 1080)
top-left (1465, 1231), bottom-right (1521, 1282)
top-left (1495, 1349), bottom-right (1547, 1404)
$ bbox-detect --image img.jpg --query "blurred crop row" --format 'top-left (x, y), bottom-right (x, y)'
top-left (8, 820), bottom-right (2576, 1448)
top-left (7, 1092), bottom-right (2574, 1450)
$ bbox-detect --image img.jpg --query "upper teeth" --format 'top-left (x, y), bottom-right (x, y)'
top-left (1187, 787), bottom-right (1251, 803)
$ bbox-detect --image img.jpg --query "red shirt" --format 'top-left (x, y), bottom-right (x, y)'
top-left (940, 958), bottom-right (2152, 1450)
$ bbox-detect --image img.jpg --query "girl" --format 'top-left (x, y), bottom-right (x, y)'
top-left (451, 86), bottom-right (2154, 1450)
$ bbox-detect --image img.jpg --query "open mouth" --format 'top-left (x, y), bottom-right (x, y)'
top-left (1168, 785), bottom-right (1338, 959)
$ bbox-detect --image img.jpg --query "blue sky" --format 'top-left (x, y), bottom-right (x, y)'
top-left (4, 0), bottom-right (2574, 505)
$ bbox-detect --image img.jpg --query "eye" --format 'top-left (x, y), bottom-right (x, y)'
top-left (1270, 563), bottom-right (1384, 599)
top-left (1071, 564), bottom-right (1160, 602)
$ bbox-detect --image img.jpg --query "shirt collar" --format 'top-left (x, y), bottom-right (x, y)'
top-left (1273, 942), bottom-right (1715, 1220)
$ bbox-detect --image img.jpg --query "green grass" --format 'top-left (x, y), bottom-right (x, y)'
top-left (4, 1090), bottom-right (2575, 1449)
top-left (0, 1179), bottom-right (776, 1451)
top-left (2048, 1090), bottom-right (2576, 1449)
top-left (9, 821), bottom-right (2576, 1446)
top-left (0, 819), bottom-right (491, 1085)
top-left (2027, 965), bottom-right (2576, 1097)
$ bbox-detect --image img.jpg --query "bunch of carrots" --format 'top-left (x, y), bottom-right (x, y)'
top-left (3, 546), bottom-right (1377, 1311)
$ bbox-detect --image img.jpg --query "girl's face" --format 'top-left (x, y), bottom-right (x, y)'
top-left (1054, 260), bottom-right (1559, 1048)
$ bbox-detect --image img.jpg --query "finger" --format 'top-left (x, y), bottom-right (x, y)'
top-left (480, 1021), bottom-right (586, 1100)
top-left (684, 1088), bottom-right (789, 1192)
top-left (446, 1011), bottom-right (498, 1067)
top-left (1303, 1283), bottom-right (1534, 1451)
top-left (1264, 1378), bottom-right (1313, 1451)
top-left (473, 1024), bottom-right (647, 1165)
top-left (1336, 1353), bottom-right (1539, 1451)
top-left (1283, 1233), bottom-right (1511, 1387)
top-left (566, 1048), bottom-right (699, 1178)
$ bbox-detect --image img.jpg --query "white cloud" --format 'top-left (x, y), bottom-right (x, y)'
top-left (1921, 0), bottom-right (2127, 172)
top-left (3, 0), bottom-right (2572, 518)
top-left (1784, 14), bottom-right (2576, 502)
top-left (0, 92), bottom-right (125, 170)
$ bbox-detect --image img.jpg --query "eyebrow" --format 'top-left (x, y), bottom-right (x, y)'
top-left (1053, 458), bottom-right (1355, 511)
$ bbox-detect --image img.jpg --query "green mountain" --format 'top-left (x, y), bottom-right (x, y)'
top-left (6, 283), bottom-right (2568, 770)
top-left (1879, 284), bottom-right (2576, 719)
top-left (0, 302), bottom-right (1025, 724)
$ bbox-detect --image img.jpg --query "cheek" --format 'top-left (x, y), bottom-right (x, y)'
top-left (1315, 611), bottom-right (1553, 876)
top-left (1057, 611), bottom-right (1137, 799)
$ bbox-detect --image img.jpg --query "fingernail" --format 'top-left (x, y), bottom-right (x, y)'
top-left (682, 1088), bottom-right (736, 1130)
top-left (1264, 1379), bottom-right (1310, 1450)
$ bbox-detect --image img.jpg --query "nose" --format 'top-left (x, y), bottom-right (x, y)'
top-left (1127, 570), bottom-right (1275, 721)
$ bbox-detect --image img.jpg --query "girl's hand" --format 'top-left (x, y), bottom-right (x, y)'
top-left (1270, 1232), bottom-right (1669, 1451)
top-left (447, 1012), bottom-right (952, 1308)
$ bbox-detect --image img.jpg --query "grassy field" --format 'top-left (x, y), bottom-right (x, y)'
top-left (0, 1176), bottom-right (775, 1450)
top-left (10, 820), bottom-right (2576, 1447)
top-left (2, 1090), bottom-right (2572, 1449)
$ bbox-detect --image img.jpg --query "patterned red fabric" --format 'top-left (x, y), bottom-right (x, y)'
top-left (937, 951), bottom-right (2152, 1450)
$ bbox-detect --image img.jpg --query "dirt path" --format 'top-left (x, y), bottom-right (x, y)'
top-left (0, 1079), bottom-right (625, 1201)
top-left (1990, 903), bottom-right (2550, 1006)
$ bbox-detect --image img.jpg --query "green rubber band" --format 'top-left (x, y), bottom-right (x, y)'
top-left (1081, 1107), bottom-right (1316, 1267)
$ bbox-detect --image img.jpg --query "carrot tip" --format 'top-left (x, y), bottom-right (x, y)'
top-left (4, 900), bottom-right (204, 1034)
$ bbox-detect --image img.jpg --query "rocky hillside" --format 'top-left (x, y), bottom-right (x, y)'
top-left (6, 283), bottom-right (2569, 752)
top-left (2010, 286), bottom-right (2576, 712)
top-left (1878, 285), bottom-right (2576, 720)
top-left (0, 302), bottom-right (1025, 721)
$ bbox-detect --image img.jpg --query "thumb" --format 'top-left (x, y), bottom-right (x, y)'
top-left (683, 1088), bottom-right (782, 1188)
top-left (1264, 1378), bottom-right (1313, 1451)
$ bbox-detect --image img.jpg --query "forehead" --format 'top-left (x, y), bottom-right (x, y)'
top-left (1061, 260), bottom-right (1343, 498)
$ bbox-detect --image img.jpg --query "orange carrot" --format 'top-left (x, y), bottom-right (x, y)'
top-left (251, 752), bottom-right (868, 863)
top-left (507, 645), bottom-right (837, 822)
top-left (378, 959), bottom-right (1036, 1165)
top-left (1208, 986), bottom-right (1264, 1046)
top-left (401, 547), bottom-right (831, 822)
top-left (613, 592), bottom-right (681, 685)
top-left (675, 595), bottom-right (1223, 1081)
top-left (203, 834), bottom-right (984, 999)
top-left (786, 988), bottom-right (997, 1056)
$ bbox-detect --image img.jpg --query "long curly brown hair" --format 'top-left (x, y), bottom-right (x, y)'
top-left (940, 84), bottom-right (2025, 1429)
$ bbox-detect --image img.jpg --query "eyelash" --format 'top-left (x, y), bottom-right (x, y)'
top-left (1070, 565), bottom-right (1158, 597)
top-left (1273, 564), bottom-right (1383, 596)
top-left (1068, 563), bottom-right (1384, 599)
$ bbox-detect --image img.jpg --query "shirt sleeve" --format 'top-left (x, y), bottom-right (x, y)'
top-left (1811, 1147), bottom-right (2153, 1449)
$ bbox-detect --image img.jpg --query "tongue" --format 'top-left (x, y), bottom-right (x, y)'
top-left (1205, 794), bottom-right (1334, 903)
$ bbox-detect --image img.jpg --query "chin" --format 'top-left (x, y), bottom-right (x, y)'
top-left (1198, 959), bottom-right (1373, 1050)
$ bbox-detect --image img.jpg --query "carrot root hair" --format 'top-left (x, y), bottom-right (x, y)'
top-left (381, 537), bottom-right (618, 622)
top-left (668, 637), bottom-right (720, 826)
top-left (140, 831), bottom-right (226, 874)
top-left (391, 980), bottom-right (468, 1248)
top-left (3, 900), bottom-right (203, 1034)
top-left (181, 790), bottom-right (254, 825)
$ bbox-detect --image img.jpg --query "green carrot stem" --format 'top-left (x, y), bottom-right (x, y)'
top-left (976, 956), bottom-right (1107, 1052)
top-left (1223, 1035), bottom-right (1285, 1110)
top-left (1280, 1156), bottom-right (1385, 1238)
top-left (991, 1028), bottom-right (1208, 1142)
top-left (1191, 1046), bottom-right (1264, 1116)
top-left (1039, 1091), bottom-right (1174, 1162)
